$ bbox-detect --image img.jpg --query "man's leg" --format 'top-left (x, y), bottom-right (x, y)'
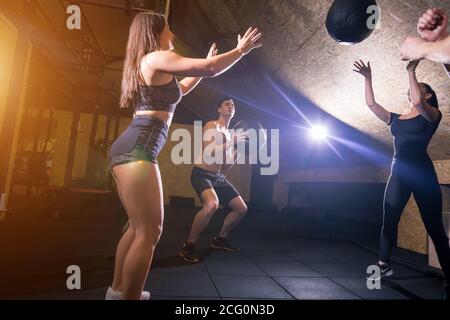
top-left (180, 189), bottom-right (219, 263)
top-left (211, 185), bottom-right (247, 252)
top-left (218, 196), bottom-right (247, 239)
top-left (187, 189), bottom-right (220, 244)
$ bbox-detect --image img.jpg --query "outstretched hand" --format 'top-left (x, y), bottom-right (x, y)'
top-left (232, 129), bottom-right (249, 145)
top-left (353, 60), bottom-right (372, 78)
top-left (207, 42), bottom-right (219, 59)
top-left (236, 27), bottom-right (263, 55)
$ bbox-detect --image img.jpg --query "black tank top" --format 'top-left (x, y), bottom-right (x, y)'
top-left (389, 111), bottom-right (441, 163)
top-left (134, 77), bottom-right (182, 113)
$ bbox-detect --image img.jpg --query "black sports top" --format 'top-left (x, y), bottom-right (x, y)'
top-left (134, 76), bottom-right (182, 113)
top-left (389, 111), bottom-right (442, 163)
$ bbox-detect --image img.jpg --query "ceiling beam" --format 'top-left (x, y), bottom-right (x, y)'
top-left (63, 0), bottom-right (107, 59)
top-left (71, 0), bottom-right (153, 13)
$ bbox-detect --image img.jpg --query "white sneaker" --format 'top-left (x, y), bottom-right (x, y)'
top-left (140, 291), bottom-right (151, 300)
top-left (105, 287), bottom-right (151, 300)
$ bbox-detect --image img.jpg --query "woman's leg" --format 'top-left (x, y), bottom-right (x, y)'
top-left (110, 172), bottom-right (135, 292)
top-left (112, 161), bottom-right (164, 299)
top-left (111, 221), bottom-right (135, 292)
top-left (379, 171), bottom-right (411, 263)
top-left (414, 175), bottom-right (450, 282)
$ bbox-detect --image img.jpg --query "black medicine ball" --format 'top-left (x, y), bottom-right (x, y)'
top-left (326, 0), bottom-right (378, 45)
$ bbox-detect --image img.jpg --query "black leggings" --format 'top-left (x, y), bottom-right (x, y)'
top-left (380, 161), bottom-right (450, 282)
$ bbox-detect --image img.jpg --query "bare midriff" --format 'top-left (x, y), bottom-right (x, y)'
top-left (134, 110), bottom-right (174, 127)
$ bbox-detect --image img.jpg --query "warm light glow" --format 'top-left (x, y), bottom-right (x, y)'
top-left (0, 13), bottom-right (19, 133)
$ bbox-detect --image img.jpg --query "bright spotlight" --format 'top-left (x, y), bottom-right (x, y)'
top-left (309, 125), bottom-right (329, 141)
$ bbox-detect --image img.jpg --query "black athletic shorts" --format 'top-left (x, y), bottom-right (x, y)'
top-left (191, 167), bottom-right (240, 205)
top-left (109, 116), bottom-right (168, 169)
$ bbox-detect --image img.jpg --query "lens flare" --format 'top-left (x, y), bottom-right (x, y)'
top-left (309, 125), bottom-right (329, 141)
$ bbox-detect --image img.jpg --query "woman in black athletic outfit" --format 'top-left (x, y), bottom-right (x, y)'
top-left (106, 12), bottom-right (262, 300)
top-left (354, 59), bottom-right (450, 300)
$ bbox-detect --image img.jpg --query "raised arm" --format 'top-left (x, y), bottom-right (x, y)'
top-left (417, 8), bottom-right (448, 43)
top-left (402, 36), bottom-right (450, 64)
top-left (178, 43), bottom-right (219, 96)
top-left (406, 60), bottom-right (440, 122)
top-left (146, 27), bottom-right (262, 78)
top-left (401, 8), bottom-right (450, 65)
top-left (418, 8), bottom-right (450, 70)
top-left (422, 37), bottom-right (450, 64)
top-left (353, 60), bottom-right (391, 124)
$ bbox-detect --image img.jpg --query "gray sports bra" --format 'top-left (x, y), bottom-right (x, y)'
top-left (134, 77), bottom-right (182, 113)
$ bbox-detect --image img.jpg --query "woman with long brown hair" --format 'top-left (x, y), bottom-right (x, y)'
top-left (105, 12), bottom-right (262, 300)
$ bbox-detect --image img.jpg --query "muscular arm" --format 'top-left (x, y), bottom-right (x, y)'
top-left (407, 8), bottom-right (450, 64)
top-left (423, 36), bottom-right (450, 64)
top-left (402, 36), bottom-right (450, 64)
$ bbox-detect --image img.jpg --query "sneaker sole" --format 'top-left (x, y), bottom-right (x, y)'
top-left (365, 270), bottom-right (394, 280)
top-left (381, 269), bottom-right (394, 278)
top-left (211, 245), bottom-right (240, 252)
top-left (179, 252), bottom-right (200, 263)
top-left (105, 288), bottom-right (151, 300)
